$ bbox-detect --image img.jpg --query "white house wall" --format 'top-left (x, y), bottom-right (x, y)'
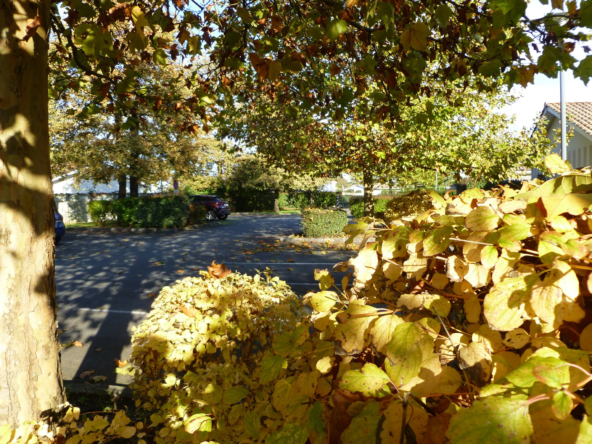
top-left (532, 112), bottom-right (592, 178)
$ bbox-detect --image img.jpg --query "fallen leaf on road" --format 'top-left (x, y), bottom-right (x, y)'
top-left (91, 376), bottom-right (107, 383)
top-left (287, 258), bottom-right (295, 262)
top-left (94, 348), bottom-right (102, 352)
top-left (191, 268), bottom-right (198, 271)
top-left (148, 293), bottom-right (155, 298)
top-left (151, 262), bottom-right (165, 266)
top-left (73, 341), bottom-right (84, 347)
top-left (287, 268), bottom-right (294, 272)
top-left (79, 370), bottom-right (95, 378)
top-left (177, 270), bottom-right (185, 274)
top-left (114, 359), bottom-right (128, 367)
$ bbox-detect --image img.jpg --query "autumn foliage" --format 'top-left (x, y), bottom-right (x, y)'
top-left (7, 154), bottom-right (592, 443)
top-left (121, 153), bottom-right (592, 443)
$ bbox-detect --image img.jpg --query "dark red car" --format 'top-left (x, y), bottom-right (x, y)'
top-left (190, 195), bottom-right (231, 221)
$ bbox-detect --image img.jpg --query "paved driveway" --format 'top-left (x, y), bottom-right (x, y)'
top-left (56, 214), bottom-right (355, 389)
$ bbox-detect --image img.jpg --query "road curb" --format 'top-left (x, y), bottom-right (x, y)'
top-left (270, 235), bottom-right (363, 246)
top-left (64, 381), bottom-right (133, 397)
top-left (67, 222), bottom-right (218, 233)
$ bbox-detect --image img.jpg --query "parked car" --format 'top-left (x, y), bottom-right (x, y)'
top-left (55, 211), bottom-right (66, 244)
top-left (190, 195), bottom-right (231, 221)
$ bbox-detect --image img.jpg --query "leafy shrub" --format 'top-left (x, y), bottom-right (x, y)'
top-left (350, 196), bottom-right (391, 218)
top-left (112, 197), bottom-right (141, 226)
top-left (383, 189), bottom-right (433, 221)
top-left (187, 202), bottom-right (207, 224)
top-left (88, 200), bottom-right (113, 225)
top-left (279, 192), bottom-right (336, 209)
top-left (125, 266), bottom-right (304, 444)
top-left (113, 196), bottom-right (189, 228)
top-left (301, 208), bottom-right (348, 237)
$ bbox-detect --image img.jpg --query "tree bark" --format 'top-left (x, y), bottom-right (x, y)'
top-left (0, 0), bottom-right (65, 426)
top-left (129, 176), bottom-right (139, 197)
top-left (363, 169), bottom-right (374, 216)
top-left (118, 174), bottom-right (127, 198)
top-left (273, 189), bottom-right (280, 213)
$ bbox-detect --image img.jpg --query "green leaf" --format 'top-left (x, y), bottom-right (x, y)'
top-left (552, 391), bottom-right (573, 420)
top-left (184, 414), bottom-right (212, 434)
top-left (478, 60), bottom-right (503, 77)
top-left (260, 354), bottom-right (287, 384)
top-left (435, 4), bottom-right (453, 27)
top-left (504, 356), bottom-right (567, 388)
top-left (269, 60), bottom-right (282, 81)
top-left (340, 363), bottom-right (391, 396)
top-left (447, 398), bottom-right (533, 444)
top-left (385, 322), bottom-right (423, 387)
top-left (152, 48), bottom-right (167, 65)
top-left (481, 246), bottom-right (498, 269)
top-left (466, 206), bottom-right (500, 232)
top-left (244, 411), bottom-right (261, 439)
top-left (308, 401), bottom-right (325, 434)
top-left (267, 423), bottom-right (308, 444)
top-left (341, 402), bottom-right (382, 444)
top-left (222, 386), bottom-right (250, 405)
top-left (326, 19), bottom-right (348, 40)
top-left (310, 291), bottom-right (338, 312)
top-left (400, 22), bottom-right (429, 51)
top-left (423, 226), bottom-right (453, 256)
top-left (533, 360), bottom-right (570, 389)
top-left (273, 324), bottom-right (308, 355)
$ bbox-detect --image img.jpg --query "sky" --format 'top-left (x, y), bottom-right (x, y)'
top-left (502, 1), bottom-right (591, 131)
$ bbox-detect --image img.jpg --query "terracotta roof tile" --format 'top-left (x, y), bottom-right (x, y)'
top-left (547, 102), bottom-right (592, 137)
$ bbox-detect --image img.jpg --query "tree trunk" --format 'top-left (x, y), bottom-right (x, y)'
top-left (273, 189), bottom-right (280, 213)
top-left (388, 178), bottom-right (393, 195)
top-left (118, 174), bottom-right (127, 198)
top-left (363, 169), bottom-right (374, 216)
top-left (130, 176), bottom-right (139, 197)
top-left (0, 0), bottom-right (65, 426)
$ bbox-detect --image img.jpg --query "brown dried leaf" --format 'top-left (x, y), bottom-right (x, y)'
top-left (208, 261), bottom-right (232, 279)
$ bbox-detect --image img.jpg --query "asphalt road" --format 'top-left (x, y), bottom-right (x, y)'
top-left (56, 214), bottom-right (356, 388)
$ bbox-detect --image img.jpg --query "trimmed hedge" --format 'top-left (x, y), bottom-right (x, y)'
top-left (88, 200), bottom-right (113, 225)
top-left (350, 196), bottom-right (391, 218)
top-left (112, 196), bottom-right (190, 228)
top-left (187, 202), bottom-right (207, 224)
top-left (279, 191), bottom-right (337, 209)
top-left (301, 208), bottom-right (348, 237)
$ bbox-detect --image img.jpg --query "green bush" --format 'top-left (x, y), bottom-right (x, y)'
top-left (88, 200), bottom-right (113, 225)
top-left (187, 202), bottom-right (207, 224)
top-left (127, 269), bottom-right (304, 444)
top-left (350, 196), bottom-right (393, 218)
top-left (113, 196), bottom-right (190, 228)
top-left (279, 191), bottom-right (336, 209)
top-left (301, 207), bottom-right (348, 237)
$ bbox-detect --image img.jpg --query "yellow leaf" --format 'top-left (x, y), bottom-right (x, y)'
top-left (530, 278), bottom-right (563, 325)
top-left (464, 295), bottom-right (481, 323)
top-left (503, 328), bottom-right (530, 349)
top-left (446, 255), bottom-right (468, 282)
top-left (464, 263), bottom-right (491, 288)
top-left (435, 366), bottom-right (462, 394)
top-left (380, 401), bottom-right (429, 443)
top-left (383, 261), bottom-right (403, 281)
top-left (484, 275), bottom-right (533, 331)
top-left (432, 272), bottom-right (449, 289)
top-left (544, 153), bottom-right (571, 175)
top-left (458, 342), bottom-right (492, 386)
top-left (400, 22), bottom-right (430, 51)
top-left (371, 313), bottom-right (404, 354)
top-left (580, 324), bottom-right (592, 352)
top-left (465, 206), bottom-right (500, 231)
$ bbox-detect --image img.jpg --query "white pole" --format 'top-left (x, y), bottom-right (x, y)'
top-left (560, 70), bottom-right (567, 161)
top-left (435, 170), bottom-right (438, 192)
